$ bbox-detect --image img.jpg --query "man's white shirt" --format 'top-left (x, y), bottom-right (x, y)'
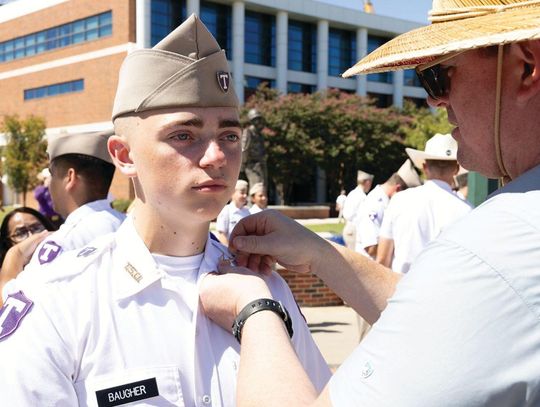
top-left (216, 202), bottom-right (251, 239)
top-left (379, 180), bottom-right (472, 273)
top-left (342, 186), bottom-right (367, 224)
top-left (354, 185), bottom-right (390, 257)
top-left (0, 217), bottom-right (330, 406)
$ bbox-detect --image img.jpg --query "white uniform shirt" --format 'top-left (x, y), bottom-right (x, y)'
top-left (29, 199), bottom-right (125, 266)
top-left (330, 164), bottom-right (540, 406)
top-left (342, 186), bottom-right (367, 224)
top-left (249, 204), bottom-right (264, 215)
top-left (216, 202), bottom-right (251, 239)
top-left (354, 185), bottom-right (389, 256)
top-left (0, 217), bottom-right (330, 406)
top-left (379, 180), bottom-right (472, 273)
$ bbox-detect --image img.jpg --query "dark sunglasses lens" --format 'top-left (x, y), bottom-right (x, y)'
top-left (416, 65), bottom-right (448, 99)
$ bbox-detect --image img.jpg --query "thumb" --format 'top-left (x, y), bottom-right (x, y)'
top-left (232, 234), bottom-right (269, 254)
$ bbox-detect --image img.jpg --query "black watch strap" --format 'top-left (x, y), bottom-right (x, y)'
top-left (232, 298), bottom-right (294, 344)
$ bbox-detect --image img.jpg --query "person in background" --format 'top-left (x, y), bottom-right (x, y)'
top-left (341, 170), bottom-right (373, 249)
top-left (0, 207), bottom-right (56, 305)
top-left (0, 16), bottom-right (330, 405)
top-left (249, 182), bottom-right (268, 214)
top-left (216, 179), bottom-right (251, 245)
top-left (454, 170), bottom-right (469, 201)
top-left (376, 134), bottom-right (472, 273)
top-left (335, 189), bottom-right (347, 222)
top-left (34, 168), bottom-right (62, 228)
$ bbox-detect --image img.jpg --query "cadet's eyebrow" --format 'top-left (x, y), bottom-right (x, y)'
top-left (171, 118), bottom-right (204, 128)
top-left (218, 119), bottom-right (241, 129)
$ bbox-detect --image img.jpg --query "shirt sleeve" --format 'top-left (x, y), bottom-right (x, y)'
top-left (0, 283), bottom-right (78, 405)
top-left (266, 273), bottom-right (332, 392)
top-left (329, 238), bottom-right (540, 406)
top-left (378, 201), bottom-right (394, 239)
top-left (215, 206), bottom-right (229, 234)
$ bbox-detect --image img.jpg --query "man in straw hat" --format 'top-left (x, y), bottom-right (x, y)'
top-left (376, 133), bottom-right (472, 274)
top-left (197, 0), bottom-right (540, 405)
top-left (0, 15), bottom-right (330, 404)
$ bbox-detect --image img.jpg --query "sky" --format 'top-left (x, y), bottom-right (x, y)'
top-left (318, 0), bottom-right (433, 24)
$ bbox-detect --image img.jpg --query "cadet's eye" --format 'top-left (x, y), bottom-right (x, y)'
top-left (171, 132), bottom-right (191, 141)
top-left (224, 133), bottom-right (240, 142)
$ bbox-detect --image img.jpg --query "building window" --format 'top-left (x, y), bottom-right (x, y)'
top-left (201, 1), bottom-right (232, 56)
top-left (367, 92), bottom-right (393, 108)
top-left (367, 35), bottom-right (391, 83)
top-left (24, 79), bottom-right (84, 101)
top-left (328, 28), bottom-right (356, 77)
top-left (244, 76), bottom-right (275, 100)
top-left (403, 69), bottom-right (422, 87)
top-left (0, 12), bottom-right (112, 63)
top-left (151, 0), bottom-right (186, 46)
top-left (288, 82), bottom-right (315, 94)
top-left (245, 11), bottom-right (275, 66)
top-left (288, 20), bottom-right (316, 73)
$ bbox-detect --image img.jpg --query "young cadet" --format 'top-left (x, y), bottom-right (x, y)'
top-left (0, 15), bottom-right (330, 405)
top-left (199, 0), bottom-right (540, 405)
top-left (248, 182), bottom-right (268, 214)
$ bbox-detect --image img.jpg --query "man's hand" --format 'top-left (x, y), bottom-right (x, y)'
top-left (200, 261), bottom-right (272, 331)
top-left (229, 210), bottom-right (329, 275)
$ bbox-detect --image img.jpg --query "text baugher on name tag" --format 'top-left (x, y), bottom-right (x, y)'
top-left (95, 377), bottom-right (159, 406)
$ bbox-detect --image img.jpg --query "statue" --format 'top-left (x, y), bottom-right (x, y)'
top-left (241, 108), bottom-right (268, 189)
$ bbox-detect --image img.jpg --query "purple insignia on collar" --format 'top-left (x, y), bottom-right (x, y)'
top-left (0, 291), bottom-right (33, 340)
top-left (77, 247), bottom-right (97, 257)
top-left (38, 241), bottom-right (62, 264)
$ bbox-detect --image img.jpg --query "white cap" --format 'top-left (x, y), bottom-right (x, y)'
top-left (405, 133), bottom-right (458, 169)
top-left (397, 159), bottom-right (422, 188)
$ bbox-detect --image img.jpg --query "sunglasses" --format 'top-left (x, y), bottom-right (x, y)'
top-left (9, 222), bottom-right (46, 243)
top-left (415, 52), bottom-right (463, 100)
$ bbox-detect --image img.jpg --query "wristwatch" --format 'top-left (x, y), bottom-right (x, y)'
top-left (232, 298), bottom-right (294, 343)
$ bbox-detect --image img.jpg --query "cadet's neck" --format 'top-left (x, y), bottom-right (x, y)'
top-left (130, 205), bottom-right (209, 257)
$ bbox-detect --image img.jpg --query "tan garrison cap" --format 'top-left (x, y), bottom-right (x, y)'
top-left (47, 131), bottom-right (113, 164)
top-left (397, 159), bottom-right (422, 188)
top-left (357, 170), bottom-right (374, 183)
top-left (112, 14), bottom-right (238, 120)
top-left (235, 180), bottom-right (249, 191)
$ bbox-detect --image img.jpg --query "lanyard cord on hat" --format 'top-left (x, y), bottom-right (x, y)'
top-left (429, 0), bottom-right (540, 23)
top-left (494, 44), bottom-right (512, 185)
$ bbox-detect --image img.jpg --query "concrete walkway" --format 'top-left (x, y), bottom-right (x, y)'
top-left (301, 305), bottom-right (359, 371)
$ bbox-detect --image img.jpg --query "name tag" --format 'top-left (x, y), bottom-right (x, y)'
top-left (95, 378), bottom-right (159, 406)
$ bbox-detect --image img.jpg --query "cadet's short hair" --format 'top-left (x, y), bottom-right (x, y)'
top-left (51, 154), bottom-right (115, 199)
top-left (386, 173), bottom-right (409, 190)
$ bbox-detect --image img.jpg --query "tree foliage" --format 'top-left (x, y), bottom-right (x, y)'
top-left (400, 101), bottom-right (453, 149)
top-left (243, 87), bottom-right (410, 203)
top-left (1, 115), bottom-right (48, 205)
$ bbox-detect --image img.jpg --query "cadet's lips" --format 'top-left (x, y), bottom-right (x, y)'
top-left (193, 180), bottom-right (227, 192)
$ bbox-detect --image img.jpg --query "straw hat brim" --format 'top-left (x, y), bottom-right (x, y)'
top-left (343, 5), bottom-right (540, 77)
top-left (406, 147), bottom-right (457, 170)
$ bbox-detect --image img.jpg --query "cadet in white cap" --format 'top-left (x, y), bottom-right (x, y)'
top-left (0, 130), bottom-right (126, 299)
top-left (353, 159), bottom-right (421, 342)
top-left (216, 179), bottom-right (251, 246)
top-left (376, 134), bottom-right (472, 273)
top-left (248, 182), bottom-right (268, 214)
top-left (0, 15), bottom-right (330, 405)
top-left (341, 169), bottom-right (373, 249)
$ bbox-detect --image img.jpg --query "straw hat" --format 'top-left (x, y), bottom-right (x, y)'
top-left (343, 0), bottom-right (540, 76)
top-left (405, 133), bottom-right (458, 169)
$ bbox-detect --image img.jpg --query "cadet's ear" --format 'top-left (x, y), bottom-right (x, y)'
top-left (516, 40), bottom-right (540, 104)
top-left (108, 135), bottom-right (137, 177)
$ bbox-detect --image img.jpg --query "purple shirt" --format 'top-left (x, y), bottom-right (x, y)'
top-left (34, 185), bottom-right (57, 218)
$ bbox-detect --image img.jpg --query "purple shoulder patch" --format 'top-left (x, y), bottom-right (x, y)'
top-left (38, 240), bottom-right (62, 264)
top-left (0, 291), bottom-right (33, 340)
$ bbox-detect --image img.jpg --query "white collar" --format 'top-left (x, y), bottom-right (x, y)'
top-left (112, 217), bottom-right (232, 301)
top-left (63, 199), bottom-right (113, 226)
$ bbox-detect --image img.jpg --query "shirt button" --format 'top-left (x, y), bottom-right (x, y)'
top-left (202, 394), bottom-right (211, 405)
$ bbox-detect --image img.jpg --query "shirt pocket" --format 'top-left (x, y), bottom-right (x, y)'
top-left (74, 366), bottom-right (184, 406)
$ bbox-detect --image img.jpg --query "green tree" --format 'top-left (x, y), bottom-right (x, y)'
top-left (1, 115), bottom-right (48, 205)
top-left (400, 101), bottom-right (453, 149)
top-left (244, 87), bottom-right (410, 203)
